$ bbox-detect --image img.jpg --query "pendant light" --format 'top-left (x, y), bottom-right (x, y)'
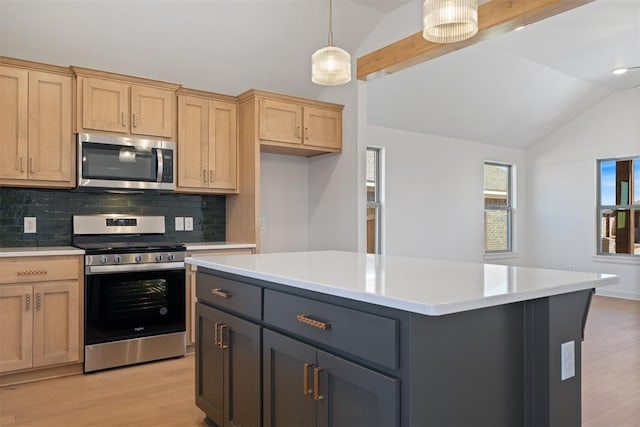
top-left (423, 0), bottom-right (479, 44)
top-left (311, 0), bottom-right (351, 86)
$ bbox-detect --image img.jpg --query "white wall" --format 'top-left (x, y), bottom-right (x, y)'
top-left (526, 89), bottom-right (640, 299)
top-left (365, 125), bottom-right (528, 263)
top-left (259, 153), bottom-right (309, 253)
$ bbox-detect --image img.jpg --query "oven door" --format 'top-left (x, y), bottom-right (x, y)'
top-left (85, 266), bottom-right (185, 345)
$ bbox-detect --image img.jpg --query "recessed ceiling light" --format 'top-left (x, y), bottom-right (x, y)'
top-left (612, 68), bottom-right (628, 75)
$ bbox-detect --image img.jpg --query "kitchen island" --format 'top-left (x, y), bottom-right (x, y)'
top-left (186, 251), bottom-right (617, 427)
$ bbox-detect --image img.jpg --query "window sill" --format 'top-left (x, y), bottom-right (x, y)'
top-left (483, 252), bottom-right (519, 262)
top-left (592, 255), bottom-right (640, 265)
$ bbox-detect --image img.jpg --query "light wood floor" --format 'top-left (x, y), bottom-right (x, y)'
top-left (0, 296), bottom-right (638, 426)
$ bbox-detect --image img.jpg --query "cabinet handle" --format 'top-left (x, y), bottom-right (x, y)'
top-left (211, 288), bottom-right (232, 299)
top-left (219, 324), bottom-right (229, 349)
top-left (296, 125), bottom-right (301, 139)
top-left (305, 127), bottom-right (309, 140)
top-left (202, 169), bottom-right (207, 183)
top-left (29, 158), bottom-right (35, 174)
top-left (36, 293), bottom-right (41, 310)
top-left (19, 157), bottom-right (25, 172)
top-left (313, 367), bottom-right (324, 401)
top-left (214, 322), bottom-right (222, 348)
top-left (209, 170), bottom-right (214, 184)
top-left (17, 270), bottom-right (48, 276)
top-left (121, 112), bottom-right (127, 127)
top-left (25, 294), bottom-right (31, 311)
top-left (303, 363), bottom-right (313, 396)
top-left (133, 113), bottom-right (139, 128)
top-left (296, 314), bottom-right (331, 330)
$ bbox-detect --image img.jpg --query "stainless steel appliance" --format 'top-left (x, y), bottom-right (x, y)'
top-left (73, 214), bottom-right (186, 373)
top-left (77, 133), bottom-right (176, 191)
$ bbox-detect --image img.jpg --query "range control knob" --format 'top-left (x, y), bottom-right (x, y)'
top-left (155, 255), bottom-right (163, 262)
top-left (135, 255), bottom-right (143, 263)
top-left (100, 255), bottom-right (109, 264)
top-left (168, 254), bottom-right (175, 261)
top-left (114, 255), bottom-right (122, 264)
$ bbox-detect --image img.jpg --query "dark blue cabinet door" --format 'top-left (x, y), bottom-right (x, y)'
top-left (196, 303), bottom-right (225, 426)
top-left (263, 329), bottom-right (317, 427)
top-left (316, 349), bottom-right (399, 427)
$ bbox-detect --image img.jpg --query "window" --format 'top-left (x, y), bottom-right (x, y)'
top-left (484, 162), bottom-right (513, 253)
top-left (597, 156), bottom-right (640, 256)
top-left (366, 147), bottom-right (382, 254)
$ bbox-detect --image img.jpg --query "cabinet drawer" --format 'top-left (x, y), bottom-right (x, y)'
top-left (0, 256), bottom-right (81, 284)
top-left (264, 289), bottom-right (398, 369)
top-left (196, 273), bottom-right (261, 320)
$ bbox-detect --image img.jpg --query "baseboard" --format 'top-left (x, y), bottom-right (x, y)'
top-left (595, 288), bottom-right (640, 301)
top-left (0, 363), bottom-right (83, 387)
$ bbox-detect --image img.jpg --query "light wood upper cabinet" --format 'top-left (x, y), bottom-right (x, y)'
top-left (0, 255), bottom-right (82, 375)
top-left (252, 93), bottom-right (343, 156)
top-left (74, 67), bottom-right (179, 139)
top-left (0, 63), bottom-right (73, 188)
top-left (176, 92), bottom-right (238, 194)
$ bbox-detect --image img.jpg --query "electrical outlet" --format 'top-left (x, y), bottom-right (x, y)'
top-left (561, 340), bottom-right (575, 381)
top-left (175, 217), bottom-right (184, 231)
top-left (24, 217), bottom-right (37, 233)
top-left (184, 217), bottom-right (193, 231)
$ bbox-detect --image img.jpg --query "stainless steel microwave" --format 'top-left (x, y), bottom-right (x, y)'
top-left (77, 133), bottom-right (176, 191)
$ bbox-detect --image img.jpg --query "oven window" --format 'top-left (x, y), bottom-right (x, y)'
top-left (82, 142), bottom-right (157, 181)
top-left (85, 269), bottom-right (185, 344)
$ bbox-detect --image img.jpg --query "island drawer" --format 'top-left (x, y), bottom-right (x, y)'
top-left (0, 256), bottom-right (81, 284)
top-left (264, 289), bottom-right (398, 369)
top-left (196, 272), bottom-right (262, 320)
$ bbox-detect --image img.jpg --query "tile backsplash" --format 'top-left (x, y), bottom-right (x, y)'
top-left (0, 187), bottom-right (226, 247)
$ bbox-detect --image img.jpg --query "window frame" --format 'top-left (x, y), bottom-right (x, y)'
top-left (483, 161), bottom-right (514, 254)
top-left (596, 155), bottom-right (640, 258)
top-left (366, 146), bottom-right (383, 255)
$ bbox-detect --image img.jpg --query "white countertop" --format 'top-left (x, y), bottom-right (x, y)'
top-left (0, 246), bottom-right (85, 257)
top-left (185, 242), bottom-right (256, 251)
top-left (186, 250), bottom-right (619, 316)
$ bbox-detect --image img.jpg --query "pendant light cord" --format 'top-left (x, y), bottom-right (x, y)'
top-left (328, 0), bottom-right (334, 46)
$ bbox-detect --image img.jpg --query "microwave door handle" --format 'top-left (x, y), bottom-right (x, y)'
top-left (156, 148), bottom-right (164, 182)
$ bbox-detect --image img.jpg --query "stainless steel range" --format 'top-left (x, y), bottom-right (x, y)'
top-left (73, 214), bottom-right (186, 373)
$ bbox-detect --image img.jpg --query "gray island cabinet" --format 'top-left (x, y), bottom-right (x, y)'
top-left (186, 251), bottom-right (617, 427)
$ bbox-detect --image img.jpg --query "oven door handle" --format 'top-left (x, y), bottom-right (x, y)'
top-left (86, 262), bottom-right (185, 275)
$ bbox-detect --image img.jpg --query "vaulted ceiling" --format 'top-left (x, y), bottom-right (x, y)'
top-left (1, 0), bottom-right (637, 150)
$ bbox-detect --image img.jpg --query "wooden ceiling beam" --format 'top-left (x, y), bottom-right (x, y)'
top-left (357, 0), bottom-right (594, 81)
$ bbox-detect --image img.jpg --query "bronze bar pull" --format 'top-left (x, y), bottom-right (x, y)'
top-left (296, 125), bottom-right (301, 139)
top-left (296, 314), bottom-right (331, 330)
top-left (304, 127), bottom-right (309, 140)
top-left (121, 112), bottom-right (127, 127)
top-left (303, 363), bottom-right (313, 396)
top-left (29, 158), bottom-right (35, 174)
top-left (214, 322), bottom-right (222, 348)
top-left (36, 293), bottom-right (41, 310)
top-left (203, 169), bottom-right (207, 183)
top-left (211, 288), bottom-right (232, 299)
top-left (209, 170), bottom-right (214, 184)
top-left (219, 325), bottom-right (229, 349)
top-left (25, 294), bottom-right (31, 311)
top-left (19, 157), bottom-right (25, 172)
top-left (313, 367), bottom-right (324, 401)
top-left (133, 113), bottom-right (139, 128)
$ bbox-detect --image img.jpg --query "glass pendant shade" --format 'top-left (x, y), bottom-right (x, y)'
top-left (312, 46), bottom-right (351, 86)
top-left (423, 0), bottom-right (478, 43)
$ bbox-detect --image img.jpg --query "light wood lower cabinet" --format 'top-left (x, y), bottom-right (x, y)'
top-left (0, 256), bottom-right (82, 375)
top-left (185, 248), bottom-right (255, 345)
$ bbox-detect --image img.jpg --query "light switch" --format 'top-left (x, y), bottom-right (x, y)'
top-left (561, 340), bottom-right (575, 381)
top-left (24, 217), bottom-right (36, 233)
top-left (175, 217), bottom-right (184, 231)
top-left (185, 217), bottom-right (193, 231)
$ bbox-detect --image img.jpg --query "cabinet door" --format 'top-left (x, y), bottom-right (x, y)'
top-left (32, 281), bottom-right (80, 367)
top-left (316, 350), bottom-right (399, 427)
top-left (196, 303), bottom-right (226, 426)
top-left (131, 85), bottom-right (174, 138)
top-left (263, 329), bottom-right (316, 427)
top-left (209, 100), bottom-right (238, 191)
top-left (28, 71), bottom-right (73, 183)
top-left (258, 99), bottom-right (303, 145)
top-left (82, 77), bottom-right (129, 133)
top-left (0, 66), bottom-right (28, 180)
top-left (177, 95), bottom-right (208, 190)
top-left (303, 107), bottom-right (342, 150)
top-left (0, 285), bottom-right (33, 373)
top-left (223, 311), bottom-right (261, 427)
